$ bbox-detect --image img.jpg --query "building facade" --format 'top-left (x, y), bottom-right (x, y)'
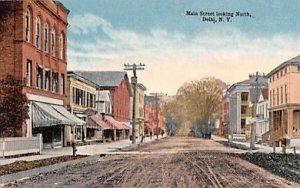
top-left (74, 71), bottom-right (132, 123)
top-left (267, 55), bottom-right (300, 147)
top-left (256, 89), bottom-right (269, 141)
top-left (66, 71), bottom-right (97, 144)
top-left (134, 83), bottom-right (146, 139)
top-left (227, 74), bottom-right (268, 140)
top-left (0, 0), bottom-right (85, 148)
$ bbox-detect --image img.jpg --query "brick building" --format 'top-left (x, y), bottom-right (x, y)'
top-left (0, 0), bottom-right (84, 148)
top-left (74, 71), bottom-right (132, 122)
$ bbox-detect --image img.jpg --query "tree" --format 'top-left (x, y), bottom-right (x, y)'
top-left (162, 77), bottom-right (225, 137)
top-left (0, 75), bottom-right (29, 137)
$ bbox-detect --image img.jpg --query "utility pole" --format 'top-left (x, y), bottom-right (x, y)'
top-left (124, 63), bottom-right (145, 144)
top-left (250, 72), bottom-right (260, 150)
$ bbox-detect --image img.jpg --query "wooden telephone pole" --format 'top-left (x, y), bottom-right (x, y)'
top-left (124, 63), bottom-right (145, 144)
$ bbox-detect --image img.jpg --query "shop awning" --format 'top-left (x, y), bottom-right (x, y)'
top-left (32, 102), bottom-right (85, 128)
top-left (104, 116), bottom-right (129, 130)
top-left (88, 115), bottom-right (114, 130)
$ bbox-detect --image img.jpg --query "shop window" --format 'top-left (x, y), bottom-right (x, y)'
top-left (75, 126), bottom-right (81, 140)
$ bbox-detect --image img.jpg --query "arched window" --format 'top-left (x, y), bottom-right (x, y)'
top-left (44, 23), bottom-right (48, 52)
top-left (59, 32), bottom-right (64, 60)
top-left (35, 17), bottom-right (41, 48)
top-left (24, 9), bottom-right (30, 42)
top-left (51, 29), bottom-right (55, 56)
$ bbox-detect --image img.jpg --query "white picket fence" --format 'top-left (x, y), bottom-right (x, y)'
top-left (0, 134), bottom-right (42, 158)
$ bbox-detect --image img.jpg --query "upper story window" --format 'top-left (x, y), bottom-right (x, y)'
top-left (52, 72), bottom-right (58, 93)
top-left (35, 17), bottom-right (41, 49)
top-left (44, 70), bottom-right (50, 91)
top-left (60, 74), bottom-right (65, 95)
top-left (51, 29), bottom-right (55, 56)
top-left (285, 68), bottom-right (287, 74)
top-left (44, 24), bottom-right (49, 52)
top-left (36, 66), bottom-right (43, 89)
top-left (297, 66), bottom-right (300, 72)
top-left (26, 59), bottom-right (32, 86)
top-left (24, 10), bottom-right (30, 42)
top-left (59, 32), bottom-right (64, 60)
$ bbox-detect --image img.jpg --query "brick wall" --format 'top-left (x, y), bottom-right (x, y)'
top-left (110, 79), bottom-right (131, 122)
top-left (0, 0), bottom-right (69, 106)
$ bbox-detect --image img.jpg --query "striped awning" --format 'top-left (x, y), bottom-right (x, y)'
top-left (32, 102), bottom-right (85, 128)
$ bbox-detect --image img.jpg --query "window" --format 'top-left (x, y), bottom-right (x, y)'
top-left (298, 66), bottom-right (300, 72)
top-left (44, 70), bottom-right (50, 91)
top-left (285, 68), bottom-right (287, 74)
top-left (36, 66), bottom-right (43, 89)
top-left (270, 90), bottom-right (272, 107)
top-left (59, 32), bottom-right (64, 60)
top-left (280, 86), bottom-right (283, 104)
top-left (241, 105), bottom-right (247, 115)
top-left (280, 70), bottom-right (283, 77)
top-left (89, 93), bottom-right (94, 108)
top-left (277, 88), bottom-right (279, 105)
top-left (241, 92), bottom-right (248, 101)
top-left (273, 89), bottom-right (275, 106)
top-left (72, 87), bottom-right (76, 103)
top-left (51, 29), bottom-right (55, 56)
top-left (241, 119), bottom-right (246, 134)
top-left (35, 17), bottom-right (41, 48)
top-left (24, 10), bottom-right (30, 42)
top-left (44, 24), bottom-right (48, 52)
top-left (285, 85), bottom-right (288, 104)
top-left (26, 60), bottom-right (32, 86)
top-left (60, 74), bottom-right (64, 95)
top-left (52, 72), bottom-right (58, 93)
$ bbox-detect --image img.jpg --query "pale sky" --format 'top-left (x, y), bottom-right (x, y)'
top-left (60, 0), bottom-right (300, 95)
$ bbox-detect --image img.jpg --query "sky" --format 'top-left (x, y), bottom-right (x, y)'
top-left (60, 0), bottom-right (300, 95)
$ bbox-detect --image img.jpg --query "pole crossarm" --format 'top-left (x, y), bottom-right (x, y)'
top-left (123, 63), bottom-right (145, 144)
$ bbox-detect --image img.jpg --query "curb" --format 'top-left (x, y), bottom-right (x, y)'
top-left (0, 155), bottom-right (98, 185)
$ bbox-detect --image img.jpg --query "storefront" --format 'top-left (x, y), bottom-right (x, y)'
top-left (32, 101), bottom-right (85, 148)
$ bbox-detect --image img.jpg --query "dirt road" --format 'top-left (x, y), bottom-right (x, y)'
top-left (4, 137), bottom-right (295, 188)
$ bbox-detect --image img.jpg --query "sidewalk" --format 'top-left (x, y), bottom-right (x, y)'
top-left (0, 135), bottom-right (166, 166)
top-left (212, 135), bottom-right (300, 154)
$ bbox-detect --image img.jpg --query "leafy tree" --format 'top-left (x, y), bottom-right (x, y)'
top-left (162, 77), bottom-right (225, 137)
top-left (0, 75), bottom-right (29, 137)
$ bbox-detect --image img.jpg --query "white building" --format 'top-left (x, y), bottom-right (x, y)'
top-left (256, 89), bottom-right (269, 141)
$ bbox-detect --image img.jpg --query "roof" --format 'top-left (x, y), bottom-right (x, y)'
top-left (67, 71), bottom-right (98, 88)
top-left (53, 1), bottom-right (70, 14)
top-left (266, 54), bottom-right (300, 78)
top-left (136, 83), bottom-right (147, 91)
top-left (73, 71), bottom-right (127, 88)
